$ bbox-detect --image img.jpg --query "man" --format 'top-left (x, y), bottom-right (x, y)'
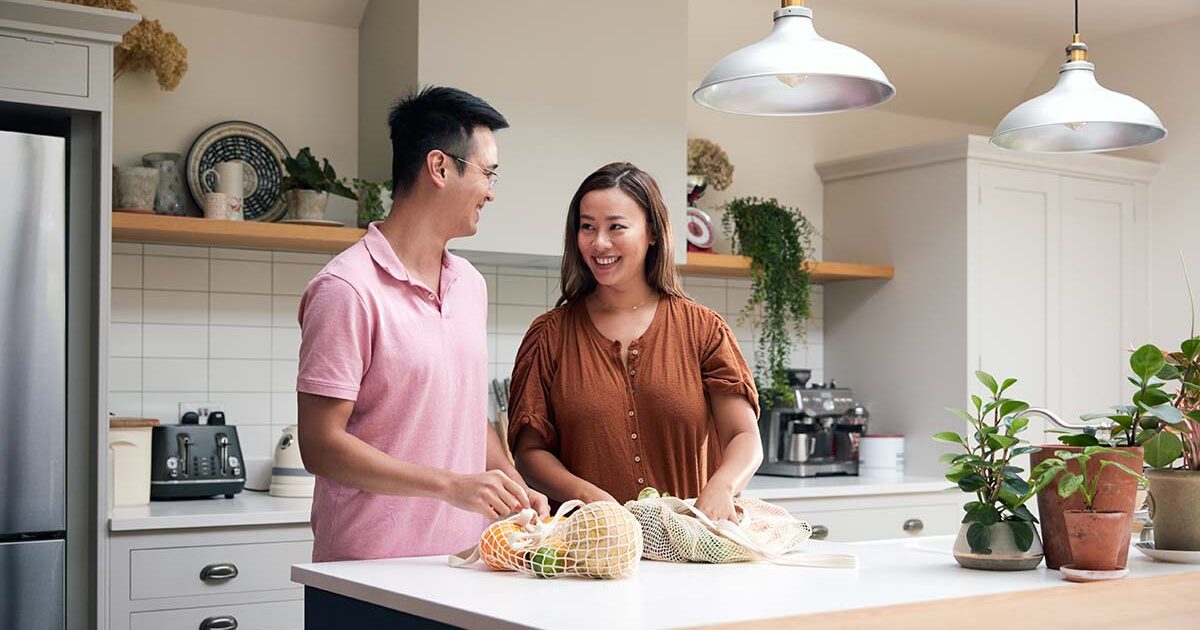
top-left (297, 86), bottom-right (548, 562)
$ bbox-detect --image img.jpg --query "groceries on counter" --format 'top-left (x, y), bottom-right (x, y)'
top-left (451, 500), bottom-right (643, 579)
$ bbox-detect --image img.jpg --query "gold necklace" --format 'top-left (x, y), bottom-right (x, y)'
top-left (598, 292), bottom-right (656, 312)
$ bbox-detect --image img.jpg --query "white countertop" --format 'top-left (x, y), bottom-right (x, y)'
top-left (741, 471), bottom-right (951, 500)
top-left (291, 536), bottom-right (1200, 630)
top-left (106, 474), bottom-right (946, 531)
top-left (109, 491), bottom-right (312, 532)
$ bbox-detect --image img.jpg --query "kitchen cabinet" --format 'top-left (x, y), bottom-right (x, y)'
top-left (766, 491), bottom-right (962, 542)
top-left (109, 524), bottom-right (312, 630)
top-left (816, 135), bottom-right (1155, 476)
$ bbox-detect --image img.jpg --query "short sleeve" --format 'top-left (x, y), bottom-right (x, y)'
top-left (507, 312), bottom-right (560, 452)
top-left (296, 273), bottom-right (373, 401)
top-left (700, 315), bottom-right (760, 417)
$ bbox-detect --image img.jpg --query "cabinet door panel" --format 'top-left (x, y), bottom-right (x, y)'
top-left (1058, 177), bottom-right (1138, 423)
top-left (977, 165), bottom-right (1060, 445)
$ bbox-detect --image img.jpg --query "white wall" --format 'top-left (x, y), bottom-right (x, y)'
top-left (112, 0), bottom-right (359, 224)
top-left (357, 0), bottom-right (416, 184)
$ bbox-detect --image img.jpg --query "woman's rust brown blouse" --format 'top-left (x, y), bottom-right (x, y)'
top-left (507, 295), bottom-right (758, 503)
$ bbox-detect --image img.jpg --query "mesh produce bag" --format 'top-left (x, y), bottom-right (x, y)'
top-left (624, 489), bottom-right (855, 568)
top-left (450, 500), bottom-right (643, 579)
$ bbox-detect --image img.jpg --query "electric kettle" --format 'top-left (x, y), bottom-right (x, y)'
top-left (269, 425), bottom-right (314, 498)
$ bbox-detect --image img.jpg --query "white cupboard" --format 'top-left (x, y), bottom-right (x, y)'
top-left (816, 136), bottom-right (1155, 475)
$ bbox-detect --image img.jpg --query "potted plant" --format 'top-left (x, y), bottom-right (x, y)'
top-left (281, 147), bottom-right (355, 222)
top-left (721, 196), bottom-right (817, 407)
top-left (933, 371), bottom-right (1044, 570)
top-left (1028, 447), bottom-right (1148, 572)
top-left (55, 0), bottom-right (188, 90)
top-left (352, 178), bottom-right (392, 228)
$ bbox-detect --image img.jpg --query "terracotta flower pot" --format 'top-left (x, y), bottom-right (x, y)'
top-left (1147, 468), bottom-right (1200, 551)
top-left (952, 522), bottom-right (1044, 571)
top-left (1031, 445), bottom-right (1142, 569)
top-left (1063, 510), bottom-right (1131, 571)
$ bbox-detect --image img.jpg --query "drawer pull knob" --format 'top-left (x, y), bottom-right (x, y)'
top-left (200, 615), bottom-right (237, 630)
top-left (811, 525), bottom-right (829, 540)
top-left (199, 563), bottom-right (239, 582)
top-left (903, 518), bottom-right (924, 533)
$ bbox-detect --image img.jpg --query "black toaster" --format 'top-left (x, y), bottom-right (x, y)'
top-left (150, 413), bottom-right (246, 499)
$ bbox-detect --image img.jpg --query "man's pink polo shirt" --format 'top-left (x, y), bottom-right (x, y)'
top-left (296, 223), bottom-right (489, 561)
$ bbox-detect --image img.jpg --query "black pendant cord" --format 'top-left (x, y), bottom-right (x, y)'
top-left (1075, 0), bottom-right (1080, 35)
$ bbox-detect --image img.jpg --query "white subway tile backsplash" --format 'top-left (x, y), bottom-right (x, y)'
top-left (144, 244), bottom-right (208, 258)
top-left (235, 424), bottom-right (273, 460)
top-left (210, 326), bottom-right (272, 359)
top-left (142, 392), bottom-right (205, 424)
top-left (483, 271), bottom-right (497, 304)
top-left (272, 295), bottom-right (302, 328)
top-left (497, 275), bottom-right (546, 306)
top-left (143, 290), bottom-right (209, 325)
top-left (210, 293), bottom-right (273, 326)
top-left (498, 265), bottom-right (548, 278)
top-left (495, 305), bottom-right (545, 335)
top-left (687, 285), bottom-right (726, 312)
top-left (495, 334), bottom-right (525, 365)
top-left (272, 263), bottom-right (322, 295)
top-left (683, 275), bottom-right (727, 289)
top-left (112, 255), bottom-right (143, 288)
top-left (143, 324), bottom-right (208, 358)
top-left (112, 242), bottom-right (142, 255)
top-left (143, 255), bottom-right (209, 291)
top-left (725, 286), bottom-right (753, 317)
top-left (546, 277), bottom-right (562, 307)
top-left (112, 289), bottom-right (142, 323)
top-left (142, 358), bottom-right (208, 392)
top-left (271, 392), bottom-right (297, 425)
top-left (211, 247), bottom-right (272, 262)
top-left (109, 357), bottom-right (141, 391)
top-left (273, 251), bottom-right (332, 265)
top-left (107, 392), bottom-right (142, 417)
top-left (209, 359), bottom-right (271, 392)
top-left (495, 362), bottom-right (515, 381)
top-left (271, 328), bottom-right (301, 360)
top-left (211, 392), bottom-right (272, 424)
top-left (210, 259), bottom-right (271, 294)
top-left (110, 323), bottom-right (142, 357)
top-left (270, 360), bottom-right (298, 393)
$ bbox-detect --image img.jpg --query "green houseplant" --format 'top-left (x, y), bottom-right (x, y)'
top-left (352, 178), bottom-right (392, 228)
top-left (934, 371), bottom-right (1044, 570)
top-left (281, 147), bottom-right (355, 222)
top-left (721, 197), bottom-right (816, 407)
top-left (1028, 447), bottom-right (1147, 571)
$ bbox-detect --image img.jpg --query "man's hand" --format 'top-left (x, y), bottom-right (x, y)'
top-left (695, 483), bottom-right (738, 523)
top-left (445, 470), bottom-right (531, 520)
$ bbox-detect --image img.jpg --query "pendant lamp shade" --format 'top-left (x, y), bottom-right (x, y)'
top-left (990, 61), bottom-right (1166, 153)
top-left (692, 4), bottom-right (894, 116)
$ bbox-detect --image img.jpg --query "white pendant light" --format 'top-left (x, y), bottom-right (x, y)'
top-left (692, 0), bottom-right (894, 116)
top-left (991, 0), bottom-right (1165, 153)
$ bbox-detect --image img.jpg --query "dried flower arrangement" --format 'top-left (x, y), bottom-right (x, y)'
top-left (686, 138), bottom-right (734, 191)
top-left (53, 0), bottom-right (188, 90)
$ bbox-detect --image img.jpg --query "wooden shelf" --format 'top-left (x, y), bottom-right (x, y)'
top-left (112, 213), bottom-right (364, 253)
top-left (678, 252), bottom-right (894, 284)
top-left (111, 214), bottom-right (894, 283)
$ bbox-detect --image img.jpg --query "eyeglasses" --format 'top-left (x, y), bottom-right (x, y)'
top-left (445, 153), bottom-right (498, 189)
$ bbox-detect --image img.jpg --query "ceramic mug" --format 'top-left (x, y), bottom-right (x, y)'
top-left (859, 435), bottom-right (905, 471)
top-left (203, 192), bottom-right (239, 221)
top-left (203, 161), bottom-right (244, 213)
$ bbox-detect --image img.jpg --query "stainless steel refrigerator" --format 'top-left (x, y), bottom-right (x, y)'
top-left (0, 129), bottom-right (68, 628)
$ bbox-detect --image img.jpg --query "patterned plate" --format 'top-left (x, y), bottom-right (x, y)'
top-left (186, 121), bottom-right (289, 222)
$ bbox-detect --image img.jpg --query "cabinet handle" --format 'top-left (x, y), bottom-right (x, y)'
top-left (199, 615), bottom-right (237, 630)
top-left (199, 563), bottom-right (239, 582)
top-left (811, 525), bottom-right (829, 540)
top-left (903, 518), bottom-right (924, 533)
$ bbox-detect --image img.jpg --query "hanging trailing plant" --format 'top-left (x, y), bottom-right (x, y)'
top-left (722, 197), bottom-right (817, 406)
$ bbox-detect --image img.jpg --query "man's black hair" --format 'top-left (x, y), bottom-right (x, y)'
top-left (387, 86), bottom-right (509, 196)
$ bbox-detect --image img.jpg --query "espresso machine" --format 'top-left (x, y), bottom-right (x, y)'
top-left (758, 369), bottom-right (867, 477)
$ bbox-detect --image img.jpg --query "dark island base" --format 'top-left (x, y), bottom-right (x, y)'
top-left (305, 586), bottom-right (460, 629)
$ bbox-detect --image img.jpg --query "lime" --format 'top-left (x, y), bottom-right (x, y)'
top-left (637, 487), bottom-right (661, 500)
top-left (528, 546), bottom-right (564, 578)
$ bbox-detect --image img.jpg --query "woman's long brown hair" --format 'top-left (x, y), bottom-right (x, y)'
top-left (557, 162), bottom-right (686, 307)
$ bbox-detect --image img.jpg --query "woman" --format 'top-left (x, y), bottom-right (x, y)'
top-left (507, 162), bottom-right (761, 523)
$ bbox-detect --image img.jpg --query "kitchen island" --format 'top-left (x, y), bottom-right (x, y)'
top-left (291, 536), bottom-right (1200, 629)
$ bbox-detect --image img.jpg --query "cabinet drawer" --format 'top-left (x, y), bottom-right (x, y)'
top-left (130, 599), bottom-right (302, 630)
top-left (0, 33), bottom-right (88, 96)
top-left (789, 503), bottom-right (962, 542)
top-left (130, 541), bottom-right (311, 600)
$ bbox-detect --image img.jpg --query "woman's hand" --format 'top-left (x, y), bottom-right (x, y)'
top-left (695, 483), bottom-right (738, 523)
top-left (578, 484), bottom-right (618, 504)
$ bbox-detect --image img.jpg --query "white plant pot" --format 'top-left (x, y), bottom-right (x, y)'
top-left (285, 189), bottom-right (329, 221)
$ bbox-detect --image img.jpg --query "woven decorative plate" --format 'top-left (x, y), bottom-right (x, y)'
top-left (186, 121), bottom-right (289, 222)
